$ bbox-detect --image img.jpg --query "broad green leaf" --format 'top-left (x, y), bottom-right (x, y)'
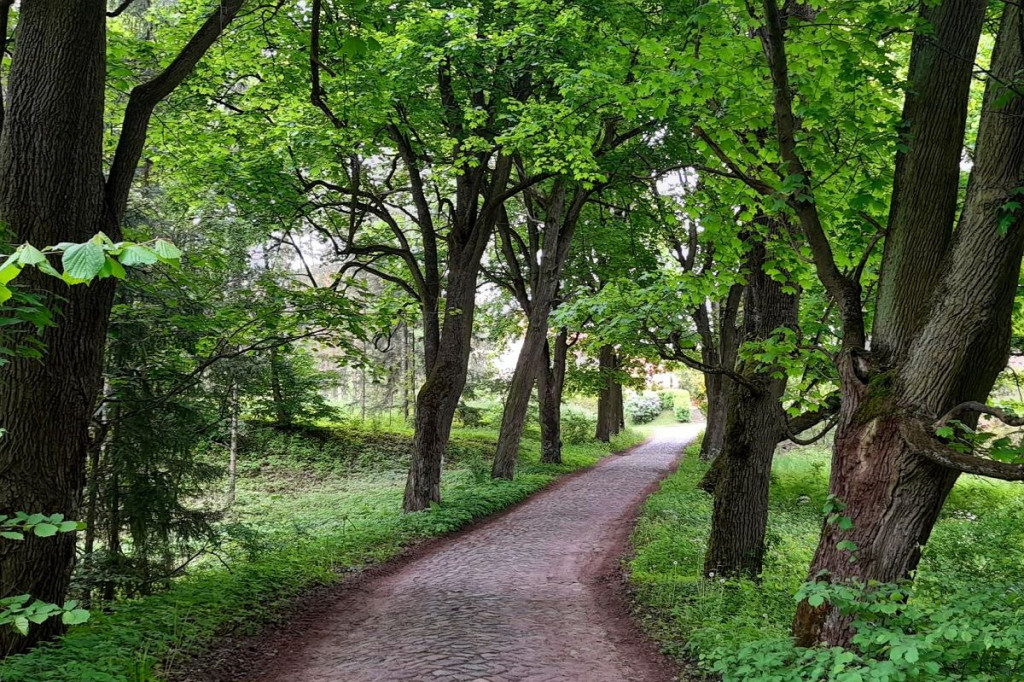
top-left (118, 245), bottom-right (159, 267)
top-left (62, 242), bottom-right (106, 281)
top-left (16, 245), bottom-right (47, 267)
top-left (61, 609), bottom-right (90, 626)
top-left (32, 523), bottom-right (58, 538)
top-left (152, 239), bottom-right (183, 262)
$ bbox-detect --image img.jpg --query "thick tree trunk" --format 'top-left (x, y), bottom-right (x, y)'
top-left (702, 226), bottom-right (797, 578)
top-left (703, 377), bottom-right (785, 576)
top-left (0, 0), bottom-right (240, 654)
top-left (794, 2), bottom-right (1024, 645)
top-left (699, 373), bottom-right (731, 461)
top-left (404, 257), bottom-right (481, 511)
top-left (539, 330), bottom-right (568, 464)
top-left (612, 371), bottom-right (624, 433)
top-left (0, 1), bottom-right (109, 655)
top-left (491, 326), bottom-right (542, 478)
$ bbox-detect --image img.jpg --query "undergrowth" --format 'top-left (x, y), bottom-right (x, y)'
top-left (0, 424), bottom-right (643, 681)
top-left (629, 441), bottom-right (1024, 681)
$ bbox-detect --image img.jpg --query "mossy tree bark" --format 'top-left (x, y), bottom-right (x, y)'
top-left (749, 0), bottom-right (1024, 646)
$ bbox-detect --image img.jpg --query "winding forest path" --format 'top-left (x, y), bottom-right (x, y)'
top-left (249, 424), bottom-right (700, 682)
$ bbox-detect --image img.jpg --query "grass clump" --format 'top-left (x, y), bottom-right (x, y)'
top-left (0, 423), bottom-right (644, 682)
top-left (629, 441), bottom-right (1024, 681)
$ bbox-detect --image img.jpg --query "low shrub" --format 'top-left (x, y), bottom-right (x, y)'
top-left (658, 390), bottom-right (675, 411)
top-left (626, 393), bottom-right (663, 424)
top-left (672, 390), bottom-right (692, 422)
top-left (561, 405), bottom-right (596, 444)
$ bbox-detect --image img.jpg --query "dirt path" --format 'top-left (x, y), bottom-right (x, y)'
top-left (243, 425), bottom-right (699, 682)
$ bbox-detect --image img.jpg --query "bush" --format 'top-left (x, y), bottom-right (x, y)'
top-left (626, 393), bottom-right (662, 424)
top-left (673, 389), bottom-right (692, 422)
top-left (658, 390), bottom-right (675, 411)
top-left (561, 405), bottom-right (596, 444)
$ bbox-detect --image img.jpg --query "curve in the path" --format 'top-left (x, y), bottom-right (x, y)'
top-left (251, 424), bottom-right (700, 682)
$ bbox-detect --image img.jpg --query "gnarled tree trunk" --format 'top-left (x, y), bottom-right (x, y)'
top-left (792, 0), bottom-right (1024, 646)
top-left (404, 252), bottom-right (487, 510)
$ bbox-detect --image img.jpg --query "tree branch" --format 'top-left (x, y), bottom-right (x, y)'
top-left (106, 0), bottom-right (247, 224)
top-left (760, 0), bottom-right (865, 348)
top-left (936, 401), bottom-right (1024, 428)
top-left (309, 0), bottom-right (345, 129)
top-left (901, 420), bottom-right (1024, 481)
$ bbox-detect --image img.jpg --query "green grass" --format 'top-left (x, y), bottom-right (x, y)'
top-left (629, 441), bottom-right (1024, 681)
top-left (0, 424), bottom-right (644, 682)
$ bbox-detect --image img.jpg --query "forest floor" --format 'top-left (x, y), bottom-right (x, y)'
top-left (213, 423), bottom-right (700, 682)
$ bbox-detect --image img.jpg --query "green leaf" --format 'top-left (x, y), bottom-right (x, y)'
top-left (13, 616), bottom-right (29, 635)
top-left (32, 523), bottom-right (58, 538)
top-left (0, 531), bottom-right (23, 541)
top-left (152, 239), bottom-right (183, 262)
top-left (61, 242), bottom-right (106, 281)
top-left (61, 609), bottom-right (90, 626)
top-left (16, 245), bottom-right (47, 267)
top-left (118, 245), bottom-right (159, 267)
top-left (57, 521), bottom-right (80, 533)
top-left (0, 263), bottom-right (20, 285)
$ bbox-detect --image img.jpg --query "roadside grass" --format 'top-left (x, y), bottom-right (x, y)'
top-left (0, 423), bottom-right (643, 682)
top-left (629, 441), bottom-right (1024, 681)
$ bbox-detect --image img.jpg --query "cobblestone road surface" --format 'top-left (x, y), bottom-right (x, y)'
top-left (253, 425), bottom-right (700, 682)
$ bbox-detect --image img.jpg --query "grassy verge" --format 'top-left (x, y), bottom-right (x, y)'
top-left (0, 425), bottom-right (643, 682)
top-left (629, 441), bottom-right (1024, 681)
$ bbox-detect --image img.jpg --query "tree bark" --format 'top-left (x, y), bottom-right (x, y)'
top-left (703, 224), bottom-right (798, 578)
top-left (700, 373), bottom-right (731, 460)
top-left (596, 344), bottom-right (617, 441)
top-left (539, 330), bottom-right (568, 464)
top-left (0, 0), bottom-right (242, 655)
top-left (793, 0), bottom-right (1024, 646)
top-left (0, 2), bottom-right (110, 655)
top-left (404, 252), bottom-right (486, 510)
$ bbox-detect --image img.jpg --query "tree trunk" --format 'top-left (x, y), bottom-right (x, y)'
top-left (0, 1), bottom-right (110, 655)
top-left (702, 225), bottom-right (798, 578)
top-left (269, 345), bottom-right (290, 427)
top-left (491, 321), bottom-right (544, 478)
top-left (612, 367), bottom-right (624, 433)
top-left (0, 0), bottom-right (240, 654)
top-left (794, 1), bottom-right (1024, 645)
top-left (700, 373), bottom-right (731, 461)
top-left (403, 256), bottom-right (481, 511)
top-left (227, 381), bottom-right (239, 506)
top-left (702, 379), bottom-right (785, 576)
top-left (539, 330), bottom-right (568, 464)
top-left (596, 344), bottom-right (616, 442)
